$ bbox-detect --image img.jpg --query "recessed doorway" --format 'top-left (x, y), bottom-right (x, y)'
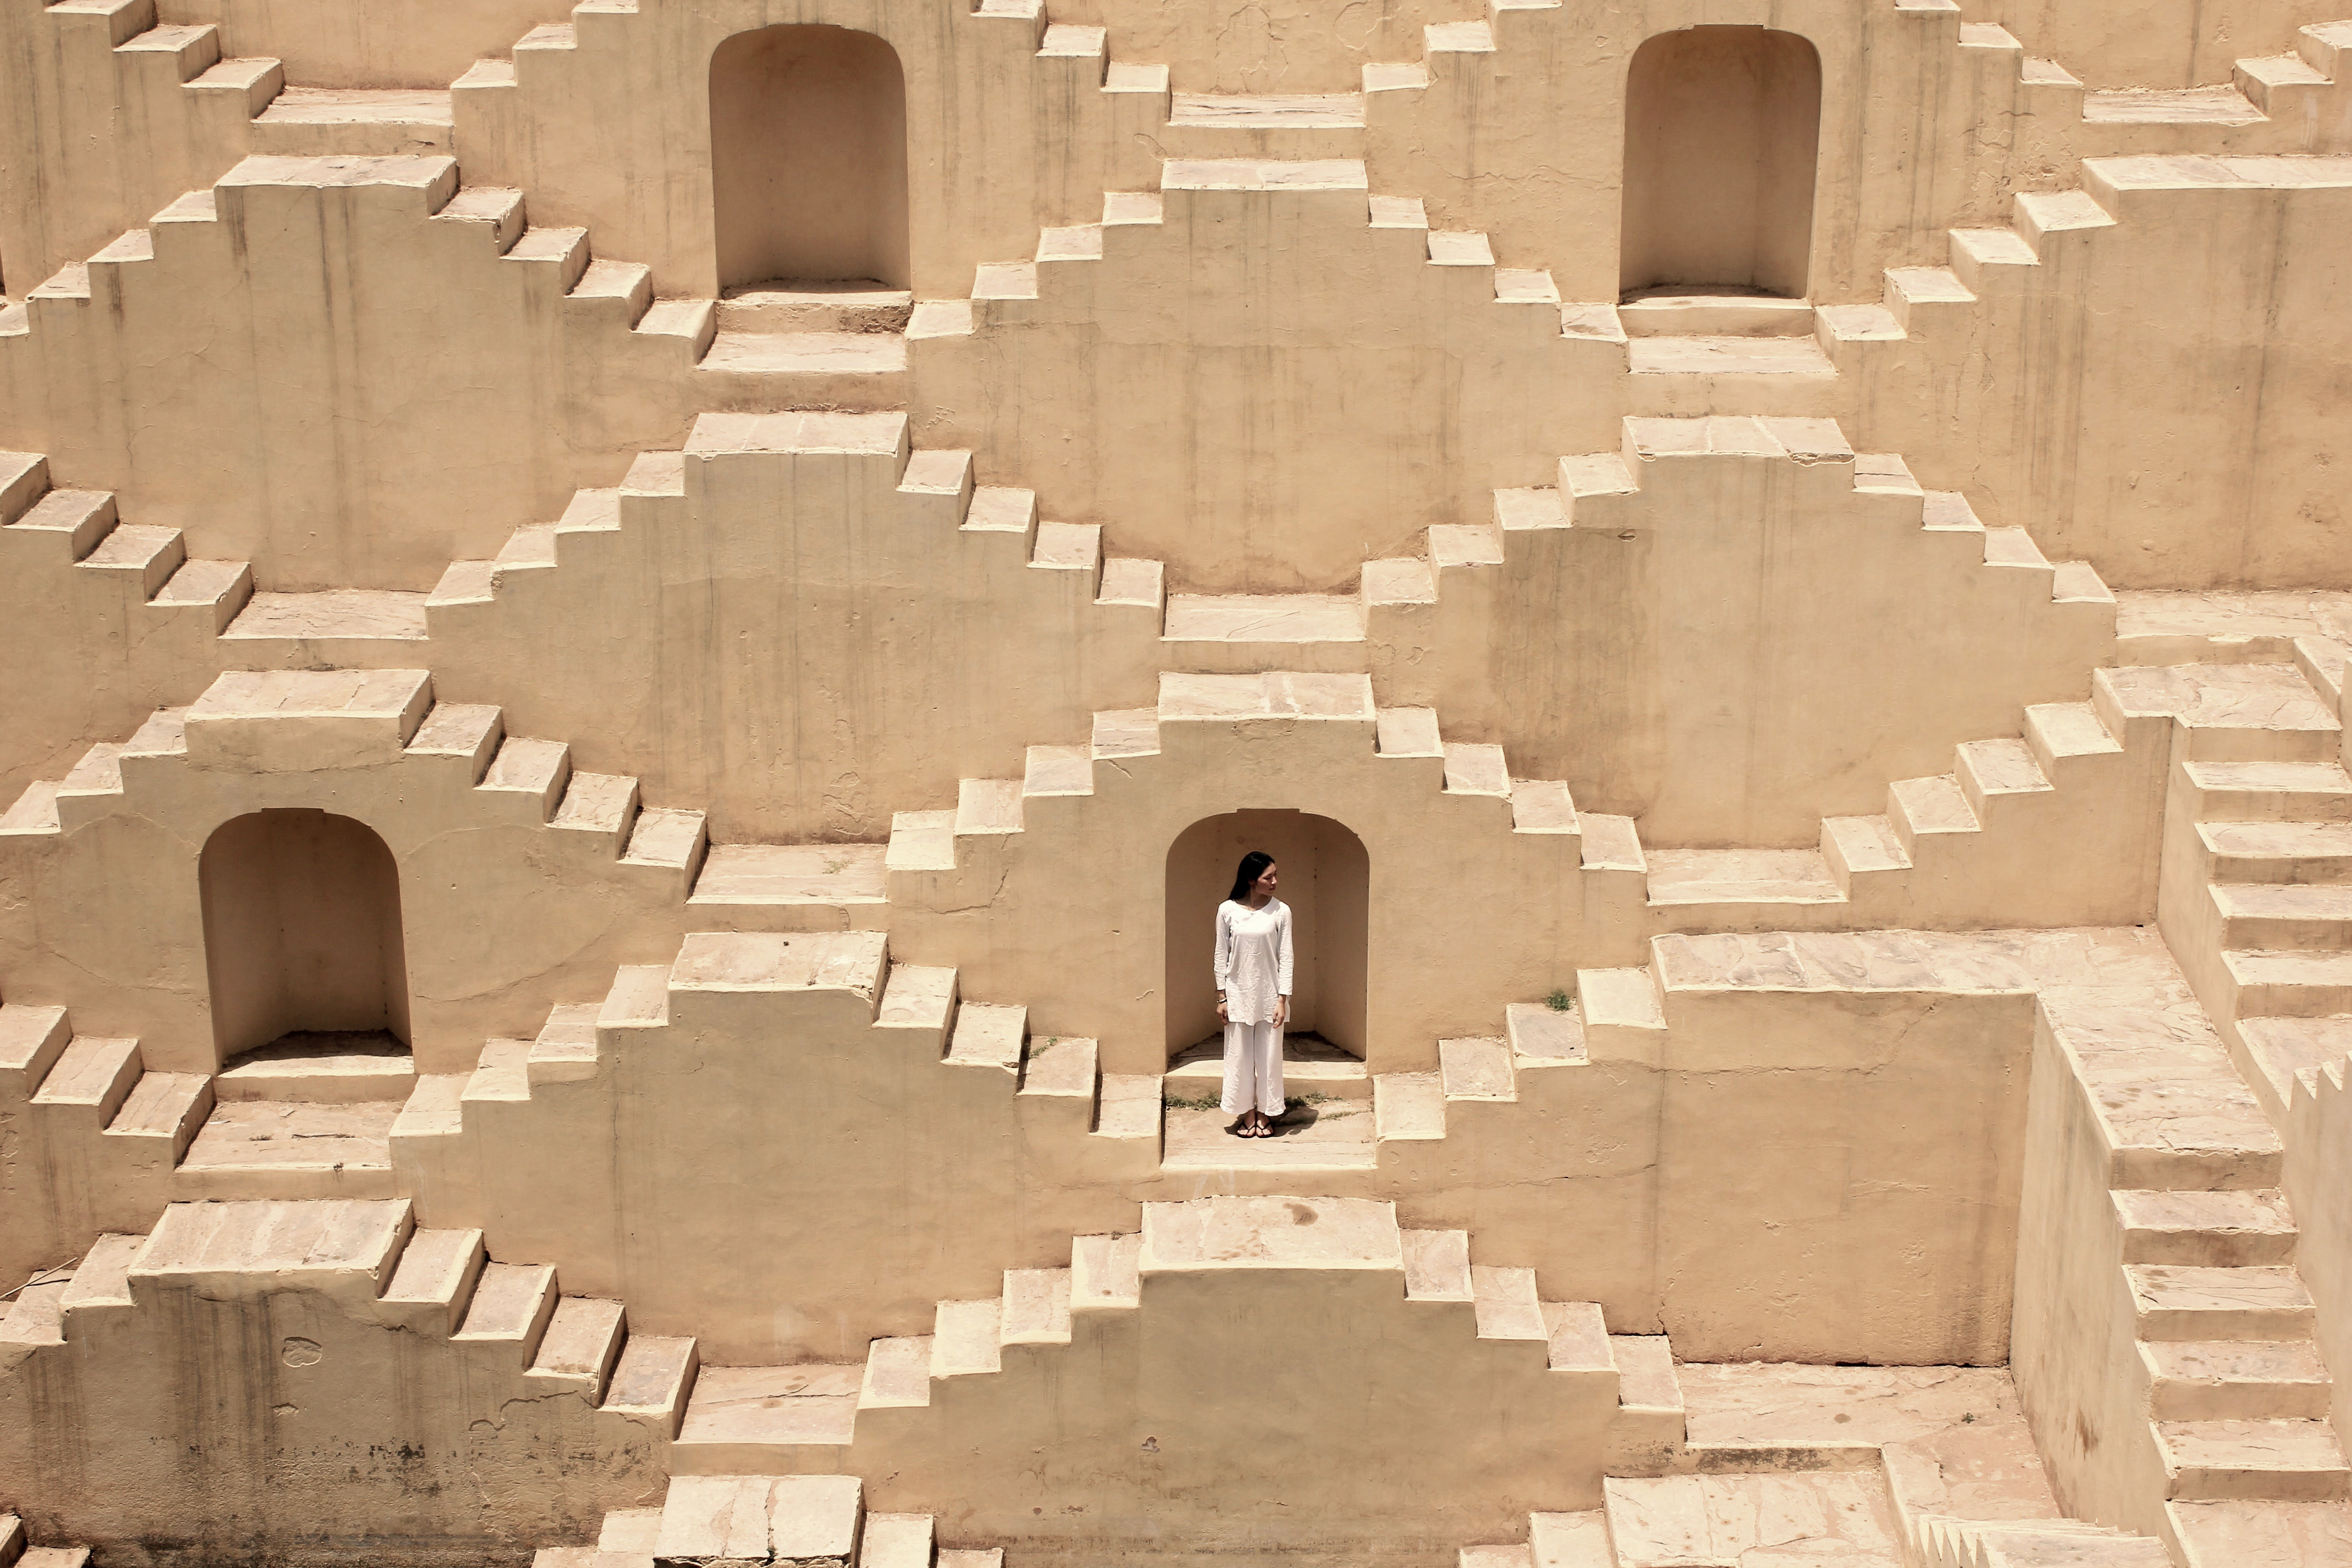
top-left (1163, 809), bottom-right (1369, 1062)
top-left (198, 808), bottom-right (410, 1064)
top-left (709, 24), bottom-right (911, 294)
top-left (1620, 25), bottom-right (1823, 300)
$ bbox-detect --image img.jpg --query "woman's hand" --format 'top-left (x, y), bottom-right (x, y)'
top-left (1216, 995), bottom-right (1229, 1023)
top-left (1273, 996), bottom-right (1289, 1028)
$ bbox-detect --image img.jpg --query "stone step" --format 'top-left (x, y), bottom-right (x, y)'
top-left (249, 87), bottom-right (454, 156)
top-left (670, 1364), bottom-right (859, 1472)
top-left (2211, 883), bottom-right (2352, 949)
top-left (2237, 1016), bottom-right (2352, 1115)
top-left (2083, 85), bottom-right (2264, 123)
top-left (652, 1475), bottom-right (862, 1565)
top-left (1643, 847), bottom-right (1843, 907)
top-left (218, 589), bottom-right (428, 656)
top-left (172, 1100), bottom-right (401, 1198)
top-left (2127, 1264), bottom-right (2318, 1341)
top-left (526, 1296), bottom-right (627, 1402)
top-left (2155, 1419), bottom-right (2351, 1501)
top-left (1616, 294), bottom-right (1818, 337)
top-left (686, 842), bottom-right (889, 930)
top-left (1161, 592), bottom-right (1366, 647)
top-left (2099, 665), bottom-right (2340, 764)
top-left (2199, 821), bottom-right (2352, 882)
top-left (2184, 761), bottom-right (2352, 823)
top-left (714, 283), bottom-right (912, 333)
top-left (2113, 1190), bottom-right (2298, 1266)
top-left (1625, 334), bottom-right (1837, 377)
top-left (2222, 949), bottom-right (2352, 1017)
top-left (212, 1031), bottom-right (415, 1103)
top-left (2142, 1341), bottom-right (2333, 1421)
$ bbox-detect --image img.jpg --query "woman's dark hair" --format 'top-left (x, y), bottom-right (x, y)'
top-left (1227, 850), bottom-right (1276, 904)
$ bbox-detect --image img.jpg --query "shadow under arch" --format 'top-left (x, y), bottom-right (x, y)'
top-left (198, 807), bottom-right (410, 1066)
top-left (1163, 809), bottom-right (1369, 1063)
top-left (708, 22), bottom-right (911, 293)
top-left (1620, 24), bottom-right (1823, 299)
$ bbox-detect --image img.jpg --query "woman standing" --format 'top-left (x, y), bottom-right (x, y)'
top-left (1214, 850), bottom-right (1293, 1138)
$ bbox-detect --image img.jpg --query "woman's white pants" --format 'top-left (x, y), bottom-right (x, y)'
top-left (1221, 1020), bottom-right (1285, 1116)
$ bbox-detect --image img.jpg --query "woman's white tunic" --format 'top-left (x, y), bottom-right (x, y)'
top-left (1214, 897), bottom-right (1294, 1023)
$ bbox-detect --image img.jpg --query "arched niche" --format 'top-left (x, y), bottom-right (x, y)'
top-left (709, 24), bottom-right (911, 293)
top-left (1619, 25), bottom-right (1823, 299)
top-left (1164, 810), bottom-right (1369, 1062)
top-left (199, 808), bottom-right (410, 1063)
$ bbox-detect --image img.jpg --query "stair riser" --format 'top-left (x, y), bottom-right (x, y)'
top-left (2152, 1380), bottom-right (2332, 1421)
top-left (2123, 1231), bottom-right (2298, 1268)
top-left (2191, 789), bottom-right (2352, 823)
top-left (2220, 914), bottom-right (2352, 949)
top-left (2166, 1465), bottom-right (2351, 1503)
top-left (2139, 1308), bottom-right (2318, 1341)
top-left (2228, 979), bottom-right (2352, 1018)
top-left (2205, 851), bottom-right (2352, 884)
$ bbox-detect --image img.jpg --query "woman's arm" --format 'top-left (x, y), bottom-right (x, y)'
top-left (1276, 903), bottom-right (1295, 998)
top-left (1212, 902), bottom-right (1232, 994)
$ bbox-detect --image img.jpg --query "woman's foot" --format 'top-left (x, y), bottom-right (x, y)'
top-left (1227, 1116), bottom-right (1252, 1137)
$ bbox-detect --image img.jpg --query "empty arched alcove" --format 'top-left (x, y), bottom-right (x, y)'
top-left (199, 809), bottom-right (410, 1063)
top-left (1620, 25), bottom-right (1823, 299)
top-left (1165, 810), bottom-right (1369, 1062)
top-left (709, 24), bottom-right (911, 292)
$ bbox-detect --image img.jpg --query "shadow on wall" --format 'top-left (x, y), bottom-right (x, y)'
top-left (198, 808), bottom-right (410, 1065)
top-left (1621, 25), bottom-right (1823, 300)
top-left (1164, 810), bottom-right (1369, 1062)
top-left (710, 23), bottom-right (911, 293)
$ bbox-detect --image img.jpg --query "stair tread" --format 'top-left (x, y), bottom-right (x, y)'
top-left (253, 86), bottom-right (455, 125)
top-left (2084, 86), bottom-right (2264, 123)
top-left (690, 842), bottom-right (887, 905)
top-left (676, 1363), bottom-right (861, 1447)
top-left (1162, 593), bottom-right (1366, 643)
top-left (1168, 92), bottom-right (1367, 127)
top-left (699, 331), bottom-right (907, 373)
top-left (1644, 848), bottom-right (1843, 905)
top-left (179, 1100), bottom-right (399, 1171)
top-left (1626, 335), bottom-right (1837, 375)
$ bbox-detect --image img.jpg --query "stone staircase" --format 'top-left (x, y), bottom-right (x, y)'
top-left (0, 151), bottom-right (895, 410)
top-left (389, 930), bottom-right (1160, 1190)
top-left (0, 1196), bottom-right (696, 1437)
top-left (0, 668), bottom-right (706, 1210)
top-left (0, 1514), bottom-right (89, 1568)
top-left (2095, 598), bottom-right (2352, 1134)
top-left (1969, 16), bottom-right (2352, 150)
top-left (1470, 1358), bottom-right (2180, 1567)
top-left (543, 1477), bottom-right (1000, 1568)
top-left (657, 1194), bottom-right (1637, 1553)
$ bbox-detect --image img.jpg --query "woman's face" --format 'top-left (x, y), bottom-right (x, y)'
top-left (1254, 863), bottom-right (1279, 899)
